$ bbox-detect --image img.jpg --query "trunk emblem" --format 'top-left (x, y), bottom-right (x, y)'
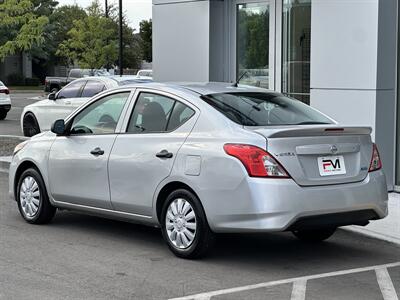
top-left (330, 145), bottom-right (338, 154)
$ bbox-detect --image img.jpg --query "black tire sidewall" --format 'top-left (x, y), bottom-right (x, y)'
top-left (17, 168), bottom-right (52, 224)
top-left (23, 113), bottom-right (40, 137)
top-left (160, 189), bottom-right (213, 258)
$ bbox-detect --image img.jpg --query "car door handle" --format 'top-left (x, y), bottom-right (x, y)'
top-left (65, 100), bottom-right (72, 105)
top-left (90, 147), bottom-right (105, 156)
top-left (156, 150), bottom-right (173, 159)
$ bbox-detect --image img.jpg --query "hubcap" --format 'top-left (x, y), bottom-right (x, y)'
top-left (20, 176), bottom-right (40, 219)
top-left (165, 198), bottom-right (197, 249)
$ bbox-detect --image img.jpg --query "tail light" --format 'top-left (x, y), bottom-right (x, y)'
top-left (369, 143), bottom-right (382, 172)
top-left (224, 144), bottom-right (290, 178)
top-left (0, 88), bottom-right (9, 95)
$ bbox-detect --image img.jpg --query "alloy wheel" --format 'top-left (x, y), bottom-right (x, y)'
top-left (19, 176), bottom-right (40, 219)
top-left (165, 198), bottom-right (197, 249)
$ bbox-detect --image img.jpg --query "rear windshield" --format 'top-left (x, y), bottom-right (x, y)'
top-left (201, 92), bottom-right (333, 126)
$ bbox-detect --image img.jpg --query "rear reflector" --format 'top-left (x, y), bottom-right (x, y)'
top-left (369, 143), bottom-right (382, 172)
top-left (223, 144), bottom-right (290, 178)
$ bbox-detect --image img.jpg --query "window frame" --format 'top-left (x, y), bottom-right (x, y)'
top-left (63, 90), bottom-right (135, 137)
top-left (121, 88), bottom-right (199, 135)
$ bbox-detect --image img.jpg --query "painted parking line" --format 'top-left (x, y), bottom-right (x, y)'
top-left (376, 268), bottom-right (399, 300)
top-left (169, 262), bottom-right (400, 300)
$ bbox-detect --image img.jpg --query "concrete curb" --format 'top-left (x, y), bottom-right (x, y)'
top-left (0, 156), bottom-right (11, 173)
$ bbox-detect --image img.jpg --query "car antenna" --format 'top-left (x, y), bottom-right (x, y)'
top-left (232, 71), bottom-right (248, 87)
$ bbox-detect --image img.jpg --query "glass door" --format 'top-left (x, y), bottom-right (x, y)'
top-left (396, 0), bottom-right (400, 191)
top-left (233, 0), bottom-right (275, 89)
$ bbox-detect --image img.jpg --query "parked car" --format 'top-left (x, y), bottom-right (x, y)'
top-left (22, 76), bottom-right (152, 137)
top-left (9, 82), bottom-right (388, 259)
top-left (44, 69), bottom-right (111, 92)
top-left (136, 69), bottom-right (153, 78)
top-left (0, 80), bottom-right (11, 120)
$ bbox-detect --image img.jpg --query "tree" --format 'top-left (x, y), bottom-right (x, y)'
top-left (56, 1), bottom-right (118, 69)
top-left (0, 0), bottom-right (49, 60)
top-left (139, 19), bottom-right (152, 62)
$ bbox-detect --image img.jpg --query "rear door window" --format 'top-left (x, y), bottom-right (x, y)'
top-left (202, 92), bottom-right (333, 126)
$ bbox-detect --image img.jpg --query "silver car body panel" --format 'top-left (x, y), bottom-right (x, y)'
top-left (9, 82), bottom-right (389, 232)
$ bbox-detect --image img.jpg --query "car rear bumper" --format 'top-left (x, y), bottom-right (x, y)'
top-left (0, 104), bottom-right (11, 112)
top-left (204, 170), bottom-right (388, 233)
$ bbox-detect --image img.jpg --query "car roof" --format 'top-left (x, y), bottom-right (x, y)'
top-left (116, 82), bottom-right (273, 96)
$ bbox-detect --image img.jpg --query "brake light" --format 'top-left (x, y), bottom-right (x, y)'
top-left (224, 144), bottom-right (290, 178)
top-left (0, 89), bottom-right (9, 95)
top-left (369, 143), bottom-right (382, 172)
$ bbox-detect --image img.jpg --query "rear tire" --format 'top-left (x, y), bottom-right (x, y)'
top-left (0, 109), bottom-right (7, 120)
top-left (161, 189), bottom-right (215, 259)
top-left (17, 168), bottom-right (56, 224)
top-left (23, 113), bottom-right (41, 137)
top-left (292, 228), bottom-right (336, 242)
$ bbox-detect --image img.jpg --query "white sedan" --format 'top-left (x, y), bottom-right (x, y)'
top-left (21, 76), bottom-right (152, 137)
top-left (0, 80), bottom-right (11, 120)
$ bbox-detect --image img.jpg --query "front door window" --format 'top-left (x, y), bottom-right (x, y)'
top-left (236, 2), bottom-right (270, 89)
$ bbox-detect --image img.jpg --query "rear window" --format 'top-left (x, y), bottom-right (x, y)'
top-left (201, 92), bottom-right (333, 126)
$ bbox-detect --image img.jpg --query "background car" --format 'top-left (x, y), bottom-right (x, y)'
top-left (136, 69), bottom-right (153, 78)
top-left (0, 80), bottom-right (11, 120)
top-left (21, 76), bottom-right (153, 137)
top-left (9, 82), bottom-right (388, 259)
top-left (44, 68), bottom-right (112, 93)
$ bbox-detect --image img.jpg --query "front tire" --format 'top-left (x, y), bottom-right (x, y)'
top-left (161, 189), bottom-right (215, 259)
top-left (17, 168), bottom-right (56, 224)
top-left (292, 228), bottom-right (336, 242)
top-left (23, 113), bottom-right (41, 137)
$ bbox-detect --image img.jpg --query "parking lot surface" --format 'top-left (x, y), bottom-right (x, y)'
top-left (0, 92), bottom-right (44, 136)
top-left (0, 172), bottom-right (399, 299)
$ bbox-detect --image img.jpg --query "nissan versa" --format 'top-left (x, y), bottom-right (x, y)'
top-left (9, 83), bottom-right (388, 258)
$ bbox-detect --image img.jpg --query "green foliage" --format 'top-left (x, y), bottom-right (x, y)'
top-left (56, 1), bottom-right (118, 70)
top-left (139, 19), bottom-right (152, 62)
top-left (0, 0), bottom-right (49, 60)
top-left (237, 10), bottom-right (269, 69)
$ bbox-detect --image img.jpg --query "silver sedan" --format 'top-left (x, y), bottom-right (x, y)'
top-left (8, 82), bottom-right (388, 258)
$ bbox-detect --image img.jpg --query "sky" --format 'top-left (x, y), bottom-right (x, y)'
top-left (57, 0), bottom-right (152, 31)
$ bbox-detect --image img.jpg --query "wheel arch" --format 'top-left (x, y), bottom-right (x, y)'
top-left (13, 160), bottom-right (41, 200)
top-left (155, 181), bottom-right (201, 224)
top-left (22, 111), bottom-right (41, 135)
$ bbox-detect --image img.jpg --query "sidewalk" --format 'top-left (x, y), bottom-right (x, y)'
top-left (346, 193), bottom-right (400, 245)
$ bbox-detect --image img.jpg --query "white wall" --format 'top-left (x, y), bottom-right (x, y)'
top-left (153, 0), bottom-right (210, 82)
top-left (310, 0), bottom-right (397, 189)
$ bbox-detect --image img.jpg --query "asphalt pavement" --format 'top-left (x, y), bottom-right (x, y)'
top-left (0, 92), bottom-right (45, 136)
top-left (0, 171), bottom-right (399, 300)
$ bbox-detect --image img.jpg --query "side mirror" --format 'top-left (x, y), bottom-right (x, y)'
top-left (51, 119), bottom-right (66, 135)
top-left (48, 91), bottom-right (57, 100)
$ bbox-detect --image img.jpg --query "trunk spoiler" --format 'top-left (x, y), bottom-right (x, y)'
top-left (250, 126), bottom-right (372, 138)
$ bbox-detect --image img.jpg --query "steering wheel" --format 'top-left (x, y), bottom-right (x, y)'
top-left (71, 125), bottom-right (93, 134)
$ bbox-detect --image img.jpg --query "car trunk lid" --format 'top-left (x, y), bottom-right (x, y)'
top-left (247, 125), bottom-right (373, 186)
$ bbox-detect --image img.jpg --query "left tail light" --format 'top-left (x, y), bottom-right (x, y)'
top-left (223, 144), bottom-right (290, 178)
top-left (369, 143), bottom-right (382, 172)
top-left (0, 89), bottom-right (9, 95)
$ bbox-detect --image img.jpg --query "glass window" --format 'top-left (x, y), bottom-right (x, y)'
top-left (81, 80), bottom-right (106, 98)
top-left (167, 102), bottom-right (195, 131)
top-left (70, 92), bottom-right (130, 135)
top-left (202, 92), bottom-right (333, 126)
top-left (127, 92), bottom-right (175, 133)
top-left (282, 0), bottom-right (312, 104)
top-left (57, 81), bottom-right (85, 99)
top-left (237, 2), bottom-right (270, 89)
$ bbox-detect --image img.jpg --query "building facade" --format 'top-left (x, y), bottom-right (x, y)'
top-left (152, 0), bottom-right (399, 190)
